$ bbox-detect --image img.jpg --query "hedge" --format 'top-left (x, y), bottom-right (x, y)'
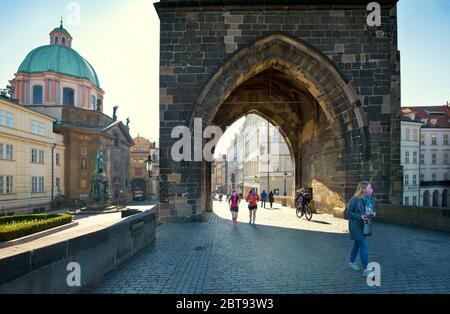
top-left (0, 213), bottom-right (73, 242)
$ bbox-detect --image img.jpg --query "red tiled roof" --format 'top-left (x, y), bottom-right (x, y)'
top-left (401, 104), bottom-right (450, 128)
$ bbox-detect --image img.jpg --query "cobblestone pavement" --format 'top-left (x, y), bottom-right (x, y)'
top-left (87, 201), bottom-right (450, 294)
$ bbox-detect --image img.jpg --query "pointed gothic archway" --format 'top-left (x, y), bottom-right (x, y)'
top-left (188, 32), bottom-right (372, 214)
top-left (156, 1), bottom-right (402, 223)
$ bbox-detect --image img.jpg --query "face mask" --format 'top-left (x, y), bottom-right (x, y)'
top-left (365, 187), bottom-right (374, 196)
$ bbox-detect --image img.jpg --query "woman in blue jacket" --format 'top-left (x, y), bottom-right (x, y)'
top-left (346, 181), bottom-right (376, 277)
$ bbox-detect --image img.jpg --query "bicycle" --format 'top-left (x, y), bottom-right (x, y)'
top-left (295, 192), bottom-right (313, 221)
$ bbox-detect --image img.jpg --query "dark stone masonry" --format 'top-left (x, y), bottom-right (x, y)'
top-left (154, 0), bottom-right (401, 222)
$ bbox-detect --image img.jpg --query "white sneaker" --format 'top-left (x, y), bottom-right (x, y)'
top-left (363, 269), bottom-right (374, 277)
top-left (348, 262), bottom-right (360, 271)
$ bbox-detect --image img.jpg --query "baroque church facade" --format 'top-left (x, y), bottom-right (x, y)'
top-left (9, 22), bottom-right (133, 202)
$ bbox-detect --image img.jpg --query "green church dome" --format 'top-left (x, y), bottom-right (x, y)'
top-left (17, 45), bottom-right (100, 88)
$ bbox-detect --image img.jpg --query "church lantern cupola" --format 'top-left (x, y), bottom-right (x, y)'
top-left (50, 19), bottom-right (73, 48)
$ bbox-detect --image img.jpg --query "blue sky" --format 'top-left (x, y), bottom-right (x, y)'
top-left (0, 0), bottom-right (449, 144)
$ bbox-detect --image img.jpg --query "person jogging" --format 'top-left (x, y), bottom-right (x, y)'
top-left (228, 189), bottom-right (241, 225)
top-left (245, 188), bottom-right (260, 225)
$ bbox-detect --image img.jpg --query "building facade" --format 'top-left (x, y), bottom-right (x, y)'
top-left (9, 23), bottom-right (134, 203)
top-left (400, 112), bottom-right (422, 206)
top-left (212, 154), bottom-right (227, 195)
top-left (130, 136), bottom-right (159, 200)
top-left (401, 105), bottom-right (450, 208)
top-left (226, 114), bottom-right (294, 197)
top-left (0, 97), bottom-right (65, 214)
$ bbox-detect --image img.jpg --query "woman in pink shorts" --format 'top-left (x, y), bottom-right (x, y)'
top-left (227, 189), bottom-right (241, 225)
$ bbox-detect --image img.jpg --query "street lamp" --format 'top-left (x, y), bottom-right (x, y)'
top-left (145, 155), bottom-right (159, 201)
top-left (283, 171), bottom-right (288, 196)
top-left (145, 155), bottom-right (154, 178)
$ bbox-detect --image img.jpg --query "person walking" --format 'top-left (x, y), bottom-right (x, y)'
top-left (346, 181), bottom-right (376, 277)
top-left (227, 189), bottom-right (241, 225)
top-left (260, 190), bottom-right (267, 208)
top-left (268, 190), bottom-right (274, 209)
top-left (245, 188), bottom-right (260, 225)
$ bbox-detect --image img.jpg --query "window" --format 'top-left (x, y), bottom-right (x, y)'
top-left (62, 37), bottom-right (66, 45)
top-left (0, 110), bottom-right (15, 128)
top-left (420, 153), bottom-right (425, 165)
top-left (39, 150), bottom-right (44, 163)
top-left (56, 178), bottom-right (60, 193)
top-left (0, 144), bottom-right (13, 160)
top-left (31, 120), bottom-right (45, 136)
top-left (31, 149), bottom-right (37, 163)
top-left (272, 131), bottom-right (280, 143)
top-left (444, 153), bottom-right (449, 165)
top-left (444, 172), bottom-right (448, 181)
top-left (31, 149), bottom-right (45, 163)
top-left (63, 87), bottom-right (75, 106)
top-left (32, 176), bottom-right (44, 193)
top-left (412, 174), bottom-right (417, 186)
top-left (33, 85), bottom-right (43, 104)
top-left (80, 179), bottom-right (87, 189)
top-left (444, 135), bottom-right (449, 145)
top-left (413, 152), bottom-right (417, 164)
top-left (6, 112), bottom-right (14, 128)
top-left (0, 176), bottom-right (13, 194)
top-left (431, 134), bottom-right (437, 145)
top-left (420, 134), bottom-right (425, 145)
top-left (135, 168), bottom-right (143, 177)
top-left (413, 129), bottom-right (418, 142)
top-left (431, 153), bottom-right (437, 165)
top-left (405, 174), bottom-right (409, 186)
top-left (405, 151), bottom-right (410, 164)
top-left (404, 196), bottom-right (409, 206)
top-left (420, 173), bottom-right (424, 182)
top-left (423, 190), bottom-right (430, 206)
top-left (5, 144), bottom-right (13, 160)
top-left (55, 36), bottom-right (58, 44)
top-left (91, 96), bottom-right (96, 110)
top-left (405, 128), bottom-right (410, 141)
top-left (412, 196), bottom-right (417, 206)
top-left (432, 173), bottom-right (437, 182)
top-left (56, 153), bottom-right (60, 166)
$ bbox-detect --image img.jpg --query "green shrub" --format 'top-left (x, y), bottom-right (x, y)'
top-left (0, 213), bottom-right (73, 242)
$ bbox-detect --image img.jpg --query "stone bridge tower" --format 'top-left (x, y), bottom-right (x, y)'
top-left (154, 0), bottom-right (401, 223)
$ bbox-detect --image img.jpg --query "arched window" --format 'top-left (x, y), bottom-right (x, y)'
top-left (63, 87), bottom-right (75, 106)
top-left (442, 189), bottom-right (448, 208)
top-left (91, 96), bottom-right (96, 110)
top-left (62, 37), bottom-right (66, 45)
top-left (432, 190), bottom-right (439, 207)
top-left (55, 36), bottom-right (58, 44)
top-left (33, 85), bottom-right (43, 104)
top-left (423, 190), bottom-right (430, 207)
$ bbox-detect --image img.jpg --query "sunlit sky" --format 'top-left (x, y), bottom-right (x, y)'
top-left (0, 0), bottom-right (448, 151)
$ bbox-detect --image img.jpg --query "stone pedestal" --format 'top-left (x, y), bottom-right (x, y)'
top-left (87, 173), bottom-right (111, 210)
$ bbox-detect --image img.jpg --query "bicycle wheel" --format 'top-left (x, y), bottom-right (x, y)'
top-left (296, 206), bottom-right (304, 218)
top-left (304, 205), bottom-right (313, 221)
